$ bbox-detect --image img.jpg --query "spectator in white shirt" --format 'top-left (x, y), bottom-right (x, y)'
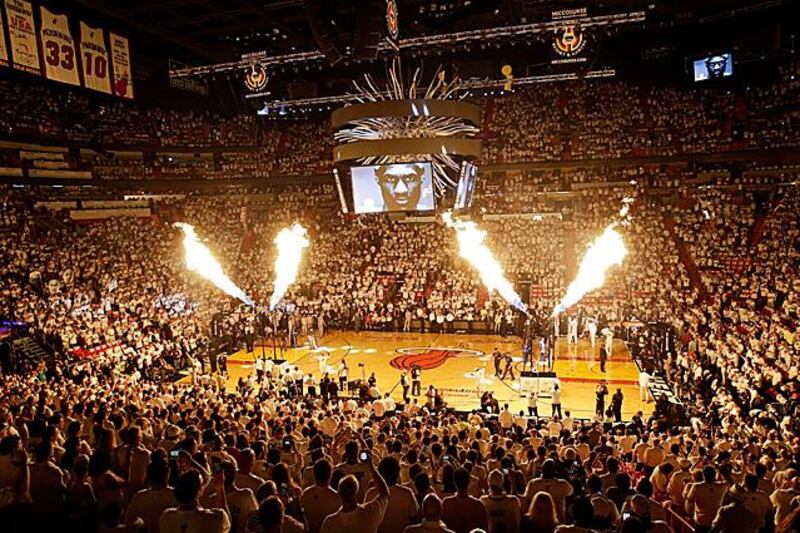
top-left (160, 470), bottom-right (231, 533)
top-left (321, 450), bottom-right (390, 533)
top-left (403, 493), bottom-right (454, 533)
top-left (498, 405), bottom-right (514, 429)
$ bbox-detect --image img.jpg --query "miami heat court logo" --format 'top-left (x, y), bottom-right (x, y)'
top-left (390, 347), bottom-right (484, 371)
top-left (553, 24), bottom-right (586, 57)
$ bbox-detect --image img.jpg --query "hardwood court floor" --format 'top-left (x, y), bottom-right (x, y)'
top-left (222, 332), bottom-right (653, 420)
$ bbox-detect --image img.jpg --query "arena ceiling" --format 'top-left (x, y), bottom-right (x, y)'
top-left (62, 0), bottom-right (795, 112)
top-left (68, 0), bottom-right (783, 66)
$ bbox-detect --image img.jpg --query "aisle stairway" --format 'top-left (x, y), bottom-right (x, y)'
top-left (663, 215), bottom-right (708, 300)
top-left (482, 98), bottom-right (495, 139)
top-left (750, 215), bottom-right (768, 246)
top-left (563, 223), bottom-right (577, 281)
top-left (12, 336), bottom-right (49, 365)
top-left (240, 227), bottom-right (256, 253)
top-left (476, 286), bottom-right (489, 309)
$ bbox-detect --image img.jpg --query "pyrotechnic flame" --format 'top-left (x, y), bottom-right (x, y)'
top-left (554, 224), bottom-right (626, 315)
top-left (442, 212), bottom-right (527, 313)
top-left (174, 223), bottom-right (253, 306)
top-left (269, 223), bottom-right (310, 310)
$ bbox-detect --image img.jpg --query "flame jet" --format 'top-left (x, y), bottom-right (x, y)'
top-left (442, 212), bottom-right (527, 313)
top-left (269, 223), bottom-right (310, 310)
top-left (174, 223), bottom-right (253, 306)
top-left (553, 224), bottom-right (627, 316)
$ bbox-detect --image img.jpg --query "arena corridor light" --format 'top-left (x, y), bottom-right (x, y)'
top-left (442, 212), bottom-right (527, 313)
top-left (269, 223), bottom-right (310, 310)
top-left (174, 223), bottom-right (253, 306)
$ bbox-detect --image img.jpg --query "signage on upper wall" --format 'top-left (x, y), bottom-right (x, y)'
top-left (243, 64), bottom-right (268, 97)
top-left (386, 0), bottom-right (399, 42)
top-left (168, 58), bottom-right (209, 96)
top-left (241, 51), bottom-right (270, 99)
top-left (550, 7), bottom-right (592, 66)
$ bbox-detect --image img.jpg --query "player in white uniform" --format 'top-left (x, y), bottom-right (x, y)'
top-left (474, 364), bottom-right (487, 393)
top-left (604, 327), bottom-right (614, 359)
top-left (317, 350), bottom-right (329, 375)
top-left (567, 316), bottom-right (579, 345)
top-left (639, 369), bottom-right (650, 402)
top-left (585, 318), bottom-right (597, 348)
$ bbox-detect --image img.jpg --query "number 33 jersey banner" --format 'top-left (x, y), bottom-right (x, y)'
top-left (79, 21), bottom-right (110, 94)
top-left (39, 5), bottom-right (80, 85)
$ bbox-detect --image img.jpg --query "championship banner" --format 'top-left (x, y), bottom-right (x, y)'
top-left (0, 4), bottom-right (9, 66)
top-left (79, 22), bottom-right (110, 93)
top-left (109, 32), bottom-right (133, 99)
top-left (39, 6), bottom-right (80, 86)
top-left (4, 0), bottom-right (40, 74)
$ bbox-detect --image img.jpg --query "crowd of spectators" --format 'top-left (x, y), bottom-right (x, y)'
top-left (0, 61), bottom-right (799, 532)
top-left (1, 63), bottom-right (798, 182)
top-left (1, 175), bottom-right (799, 533)
top-left (482, 63), bottom-right (800, 164)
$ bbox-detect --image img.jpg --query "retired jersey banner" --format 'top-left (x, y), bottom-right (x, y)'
top-left (0, 3), bottom-right (9, 67)
top-left (79, 21), bottom-right (110, 93)
top-left (39, 6), bottom-right (80, 85)
top-left (109, 32), bottom-right (133, 99)
top-left (4, 0), bottom-right (40, 74)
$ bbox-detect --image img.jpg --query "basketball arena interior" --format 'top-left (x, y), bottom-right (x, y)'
top-left (0, 1), bottom-right (799, 532)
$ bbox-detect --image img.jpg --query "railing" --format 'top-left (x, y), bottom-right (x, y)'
top-left (612, 461), bottom-right (696, 533)
top-left (664, 504), bottom-right (697, 533)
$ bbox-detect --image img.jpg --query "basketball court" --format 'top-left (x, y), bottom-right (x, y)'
top-left (215, 331), bottom-right (652, 420)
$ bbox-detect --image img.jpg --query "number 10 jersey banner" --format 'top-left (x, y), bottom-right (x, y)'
top-left (0, 0), bottom-right (133, 99)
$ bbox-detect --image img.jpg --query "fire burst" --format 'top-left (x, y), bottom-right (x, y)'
top-left (554, 224), bottom-right (627, 315)
top-left (174, 223), bottom-right (253, 306)
top-left (443, 212), bottom-right (527, 313)
top-left (269, 223), bottom-right (310, 310)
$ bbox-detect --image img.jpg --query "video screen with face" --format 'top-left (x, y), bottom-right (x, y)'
top-left (693, 52), bottom-right (733, 82)
top-left (454, 162), bottom-right (478, 210)
top-left (350, 162), bottom-right (436, 214)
